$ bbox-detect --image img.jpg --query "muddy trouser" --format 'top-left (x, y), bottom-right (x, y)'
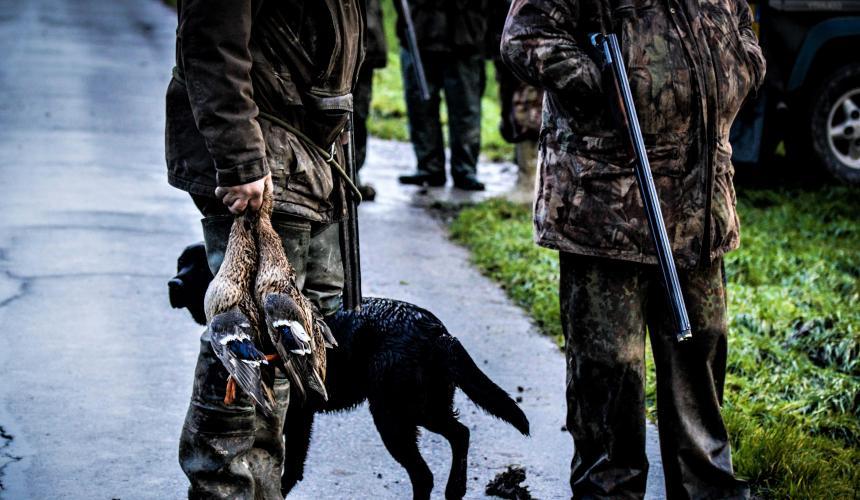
top-left (559, 254), bottom-right (749, 500)
top-left (179, 195), bottom-right (343, 499)
top-left (400, 49), bottom-right (485, 180)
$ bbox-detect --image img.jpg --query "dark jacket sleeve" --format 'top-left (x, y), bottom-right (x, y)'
top-left (500, 0), bottom-right (602, 99)
top-left (736, 0), bottom-right (766, 89)
top-left (178, 0), bottom-right (268, 187)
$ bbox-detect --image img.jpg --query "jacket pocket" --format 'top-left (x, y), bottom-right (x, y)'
top-left (559, 132), bottom-right (687, 178)
top-left (251, 59), bottom-right (303, 113)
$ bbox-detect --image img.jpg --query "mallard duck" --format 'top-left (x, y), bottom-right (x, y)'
top-left (254, 179), bottom-right (334, 401)
top-left (208, 309), bottom-right (275, 416)
top-left (203, 212), bottom-right (273, 412)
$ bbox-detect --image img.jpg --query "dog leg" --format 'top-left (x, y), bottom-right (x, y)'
top-left (370, 404), bottom-right (433, 500)
top-left (423, 415), bottom-right (470, 500)
top-left (282, 398), bottom-right (316, 495)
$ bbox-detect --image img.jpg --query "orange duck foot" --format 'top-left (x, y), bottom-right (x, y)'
top-left (224, 376), bottom-right (237, 406)
top-left (265, 353), bottom-right (280, 363)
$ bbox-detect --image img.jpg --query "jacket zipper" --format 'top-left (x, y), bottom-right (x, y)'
top-left (672, 0), bottom-right (718, 267)
top-left (701, 27), bottom-right (721, 266)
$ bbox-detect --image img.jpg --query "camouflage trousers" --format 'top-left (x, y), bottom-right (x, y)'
top-left (179, 195), bottom-right (343, 499)
top-left (401, 49), bottom-right (485, 180)
top-left (559, 254), bottom-right (749, 500)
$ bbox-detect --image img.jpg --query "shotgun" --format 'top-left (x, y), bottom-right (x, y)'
top-left (398, 0), bottom-right (430, 101)
top-left (590, 32), bottom-right (692, 343)
top-left (339, 113), bottom-right (362, 311)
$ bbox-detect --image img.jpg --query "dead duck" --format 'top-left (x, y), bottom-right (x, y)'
top-left (208, 309), bottom-right (275, 416)
top-left (254, 178), bottom-right (334, 401)
top-left (203, 212), bottom-right (275, 414)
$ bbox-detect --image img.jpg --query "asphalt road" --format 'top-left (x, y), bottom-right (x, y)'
top-left (0, 1), bottom-right (666, 498)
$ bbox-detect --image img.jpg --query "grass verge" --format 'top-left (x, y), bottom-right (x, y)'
top-left (449, 187), bottom-right (860, 498)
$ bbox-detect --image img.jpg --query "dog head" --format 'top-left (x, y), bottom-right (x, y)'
top-left (168, 242), bottom-right (213, 325)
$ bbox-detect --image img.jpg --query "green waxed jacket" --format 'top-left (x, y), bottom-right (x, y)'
top-left (501, 0), bottom-right (765, 268)
top-left (166, 0), bottom-right (364, 223)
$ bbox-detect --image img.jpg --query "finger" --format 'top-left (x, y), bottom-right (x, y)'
top-left (247, 192), bottom-right (263, 212)
top-left (221, 192), bottom-right (239, 208)
top-left (228, 198), bottom-right (248, 215)
top-left (214, 186), bottom-right (229, 200)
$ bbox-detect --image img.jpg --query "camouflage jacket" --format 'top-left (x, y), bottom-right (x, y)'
top-left (501, 0), bottom-right (765, 268)
top-left (166, 0), bottom-right (364, 223)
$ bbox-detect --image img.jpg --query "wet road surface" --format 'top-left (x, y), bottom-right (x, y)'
top-left (0, 0), bottom-right (665, 498)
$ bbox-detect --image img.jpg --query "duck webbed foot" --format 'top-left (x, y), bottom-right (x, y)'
top-left (224, 375), bottom-right (237, 406)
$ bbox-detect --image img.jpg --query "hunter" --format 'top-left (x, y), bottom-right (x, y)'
top-left (502, 0), bottom-right (764, 498)
top-left (165, 0), bottom-right (362, 497)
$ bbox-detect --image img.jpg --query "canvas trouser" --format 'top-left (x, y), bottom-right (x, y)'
top-left (559, 254), bottom-right (749, 500)
top-left (179, 195), bottom-right (344, 499)
top-left (400, 49), bottom-right (485, 180)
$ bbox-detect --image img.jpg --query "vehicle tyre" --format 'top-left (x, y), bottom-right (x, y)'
top-left (809, 63), bottom-right (860, 185)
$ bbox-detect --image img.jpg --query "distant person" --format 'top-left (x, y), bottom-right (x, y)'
top-left (497, 67), bottom-right (542, 202)
top-left (354, 0), bottom-right (387, 202)
top-left (395, 0), bottom-right (495, 191)
top-left (502, 0), bottom-right (764, 498)
top-left (489, 0), bottom-right (543, 201)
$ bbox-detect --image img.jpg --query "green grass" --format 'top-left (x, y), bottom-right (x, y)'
top-left (449, 187), bottom-right (860, 498)
top-left (369, 1), bottom-right (514, 162)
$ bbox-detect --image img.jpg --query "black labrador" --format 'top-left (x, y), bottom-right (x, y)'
top-left (169, 243), bottom-right (530, 499)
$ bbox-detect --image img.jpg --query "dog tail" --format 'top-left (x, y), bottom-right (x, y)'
top-left (444, 337), bottom-right (530, 436)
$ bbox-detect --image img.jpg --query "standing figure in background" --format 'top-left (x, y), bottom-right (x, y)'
top-left (395, 0), bottom-right (494, 191)
top-left (165, 0), bottom-right (363, 497)
top-left (502, 0), bottom-right (764, 498)
top-left (490, 0), bottom-right (543, 202)
top-left (500, 78), bottom-right (542, 202)
top-left (354, 0), bottom-right (387, 202)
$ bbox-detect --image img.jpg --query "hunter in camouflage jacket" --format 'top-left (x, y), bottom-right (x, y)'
top-left (501, 0), bottom-right (765, 269)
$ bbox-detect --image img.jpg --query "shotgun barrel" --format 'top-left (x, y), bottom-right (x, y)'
top-left (339, 113), bottom-right (362, 311)
top-left (591, 33), bottom-right (692, 342)
top-left (398, 0), bottom-right (430, 101)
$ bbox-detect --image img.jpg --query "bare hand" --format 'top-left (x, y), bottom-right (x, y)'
top-left (214, 174), bottom-right (269, 215)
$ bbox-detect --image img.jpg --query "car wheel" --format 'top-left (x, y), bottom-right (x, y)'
top-left (810, 63), bottom-right (860, 185)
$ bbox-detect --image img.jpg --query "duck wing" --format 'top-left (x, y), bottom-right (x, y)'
top-left (274, 318), bottom-right (331, 400)
top-left (313, 308), bottom-right (338, 348)
top-left (209, 313), bottom-right (275, 417)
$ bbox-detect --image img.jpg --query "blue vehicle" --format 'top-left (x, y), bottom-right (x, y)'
top-left (731, 0), bottom-right (860, 184)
